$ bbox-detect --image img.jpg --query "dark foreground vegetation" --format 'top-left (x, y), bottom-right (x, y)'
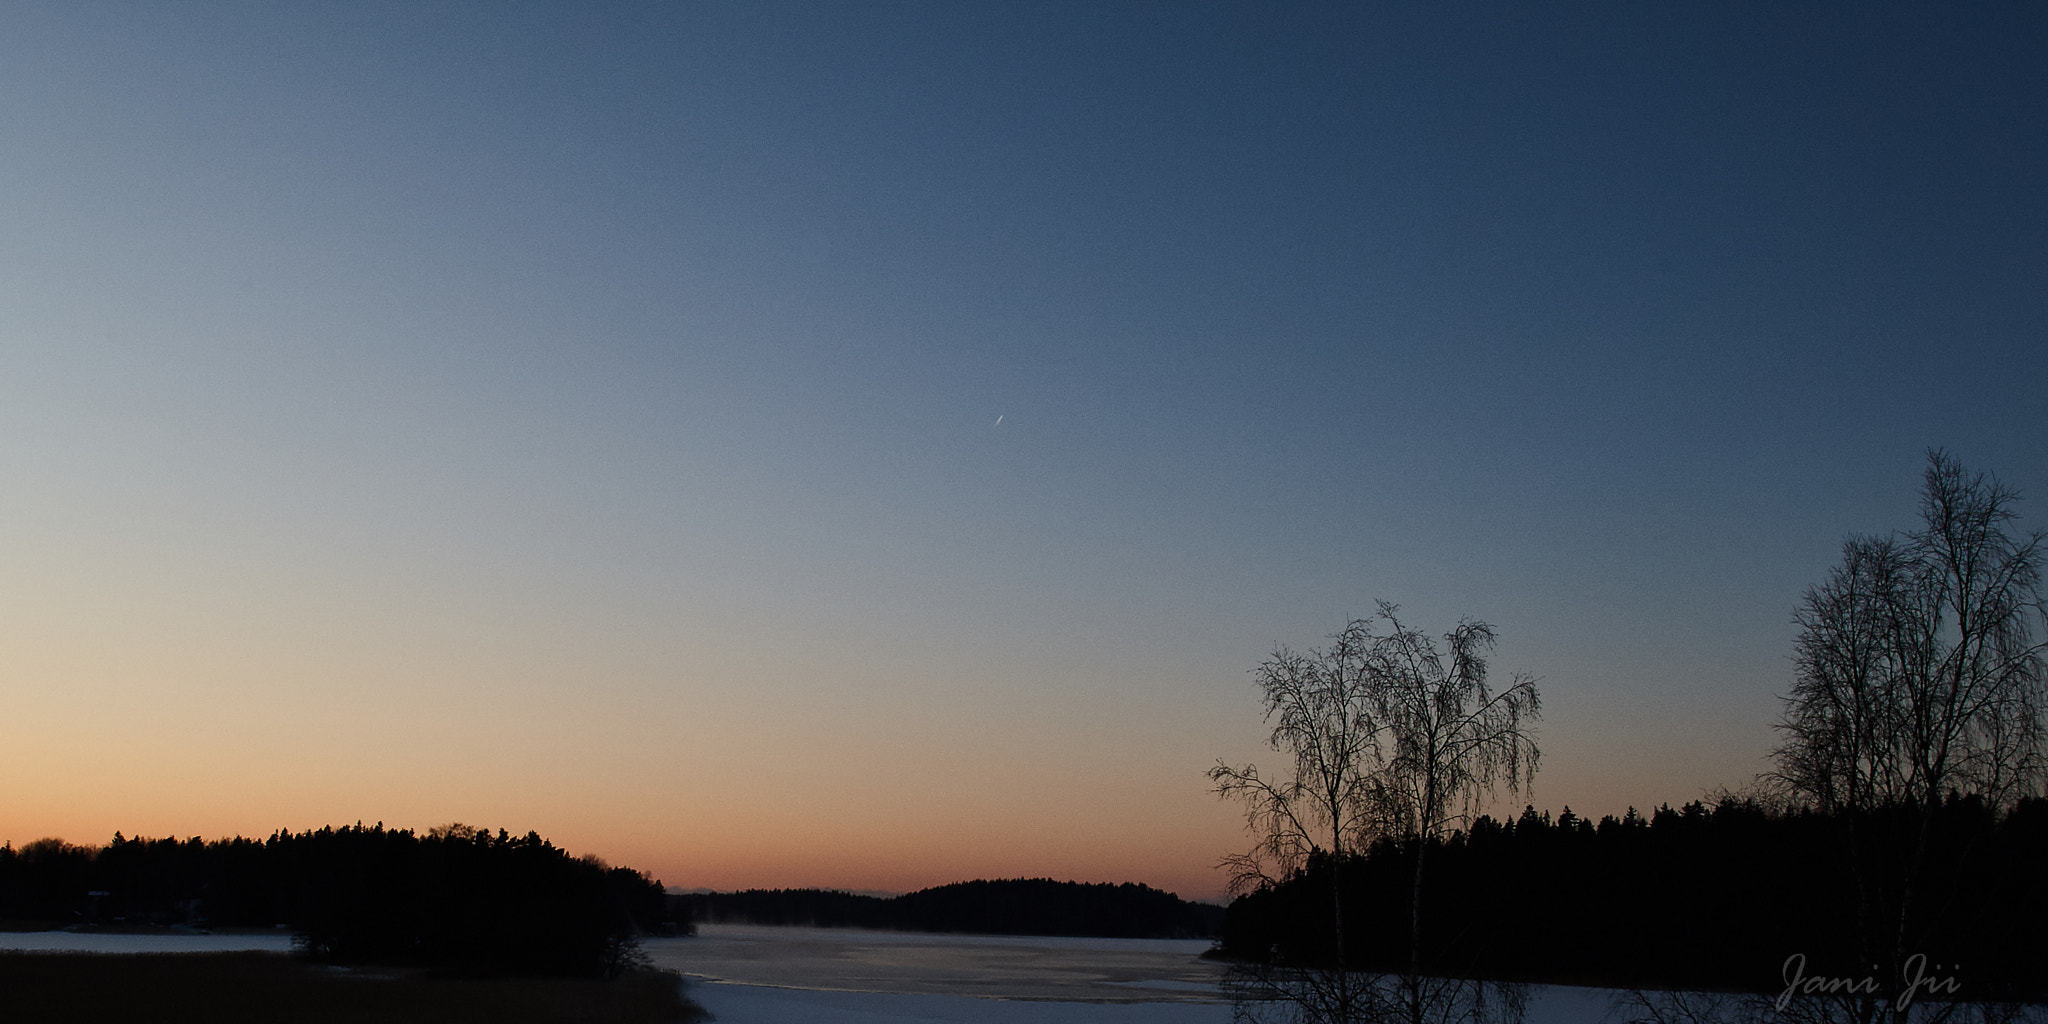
top-left (0, 823), bottom-right (685, 978)
top-left (686, 877), bottom-right (1224, 938)
top-left (0, 951), bottom-right (703, 1024)
top-left (1216, 797), bottom-right (2048, 1001)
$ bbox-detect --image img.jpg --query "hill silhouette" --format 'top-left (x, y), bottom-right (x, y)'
top-left (684, 877), bottom-right (1222, 939)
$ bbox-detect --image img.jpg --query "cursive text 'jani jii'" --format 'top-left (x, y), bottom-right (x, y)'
top-left (1778, 953), bottom-right (1960, 1013)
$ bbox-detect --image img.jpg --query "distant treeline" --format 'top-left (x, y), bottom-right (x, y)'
top-left (685, 878), bottom-right (1224, 939)
top-left (1218, 798), bottom-right (2048, 1000)
top-left (0, 823), bottom-right (682, 978)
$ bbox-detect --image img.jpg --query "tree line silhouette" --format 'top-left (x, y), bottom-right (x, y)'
top-left (685, 877), bottom-right (1223, 938)
top-left (1214, 796), bottom-right (2048, 1001)
top-left (1209, 453), bottom-right (2047, 1022)
top-left (0, 823), bottom-right (682, 978)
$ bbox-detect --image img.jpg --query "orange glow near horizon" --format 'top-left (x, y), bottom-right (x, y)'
top-left (0, 449), bottom-right (1798, 904)
top-left (2, 566), bottom-right (1778, 904)
top-left (4, 689), bottom-right (1760, 905)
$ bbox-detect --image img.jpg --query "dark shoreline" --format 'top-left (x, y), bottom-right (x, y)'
top-left (0, 950), bottom-right (705, 1024)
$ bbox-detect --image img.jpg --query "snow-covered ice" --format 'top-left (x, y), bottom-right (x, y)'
top-left (683, 983), bottom-right (1235, 1024)
top-left (640, 925), bottom-right (1225, 1003)
top-left (648, 925), bottom-right (1629, 1023)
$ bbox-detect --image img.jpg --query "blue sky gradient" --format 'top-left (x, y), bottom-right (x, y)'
top-left (2, 3), bottom-right (2043, 896)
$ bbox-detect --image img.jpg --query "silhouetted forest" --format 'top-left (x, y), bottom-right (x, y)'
top-left (685, 878), bottom-right (1224, 938)
top-left (0, 824), bottom-right (682, 978)
top-left (1216, 797), bottom-right (2047, 1000)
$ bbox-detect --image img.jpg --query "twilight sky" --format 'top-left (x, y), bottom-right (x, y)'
top-left (2, 4), bottom-right (2044, 900)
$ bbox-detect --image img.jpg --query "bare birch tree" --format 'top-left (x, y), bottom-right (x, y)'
top-left (1212, 606), bottom-right (1540, 1024)
top-left (1771, 450), bottom-right (2048, 1023)
top-left (1211, 620), bottom-right (1387, 1023)
top-left (1363, 604), bottom-right (1540, 1024)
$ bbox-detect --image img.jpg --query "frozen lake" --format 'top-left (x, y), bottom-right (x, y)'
top-left (645, 925), bottom-right (1627, 1023)
top-left (645, 924), bottom-right (1234, 1022)
top-left (0, 926), bottom-right (1627, 1023)
top-left (690, 986), bottom-right (1628, 1024)
top-left (642, 924), bottom-right (1227, 1002)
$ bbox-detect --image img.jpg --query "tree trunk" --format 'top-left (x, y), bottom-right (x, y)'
top-left (1408, 835), bottom-right (1427, 1024)
top-left (1408, 766), bottom-right (1434, 1024)
top-left (1332, 847), bottom-right (1350, 1022)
